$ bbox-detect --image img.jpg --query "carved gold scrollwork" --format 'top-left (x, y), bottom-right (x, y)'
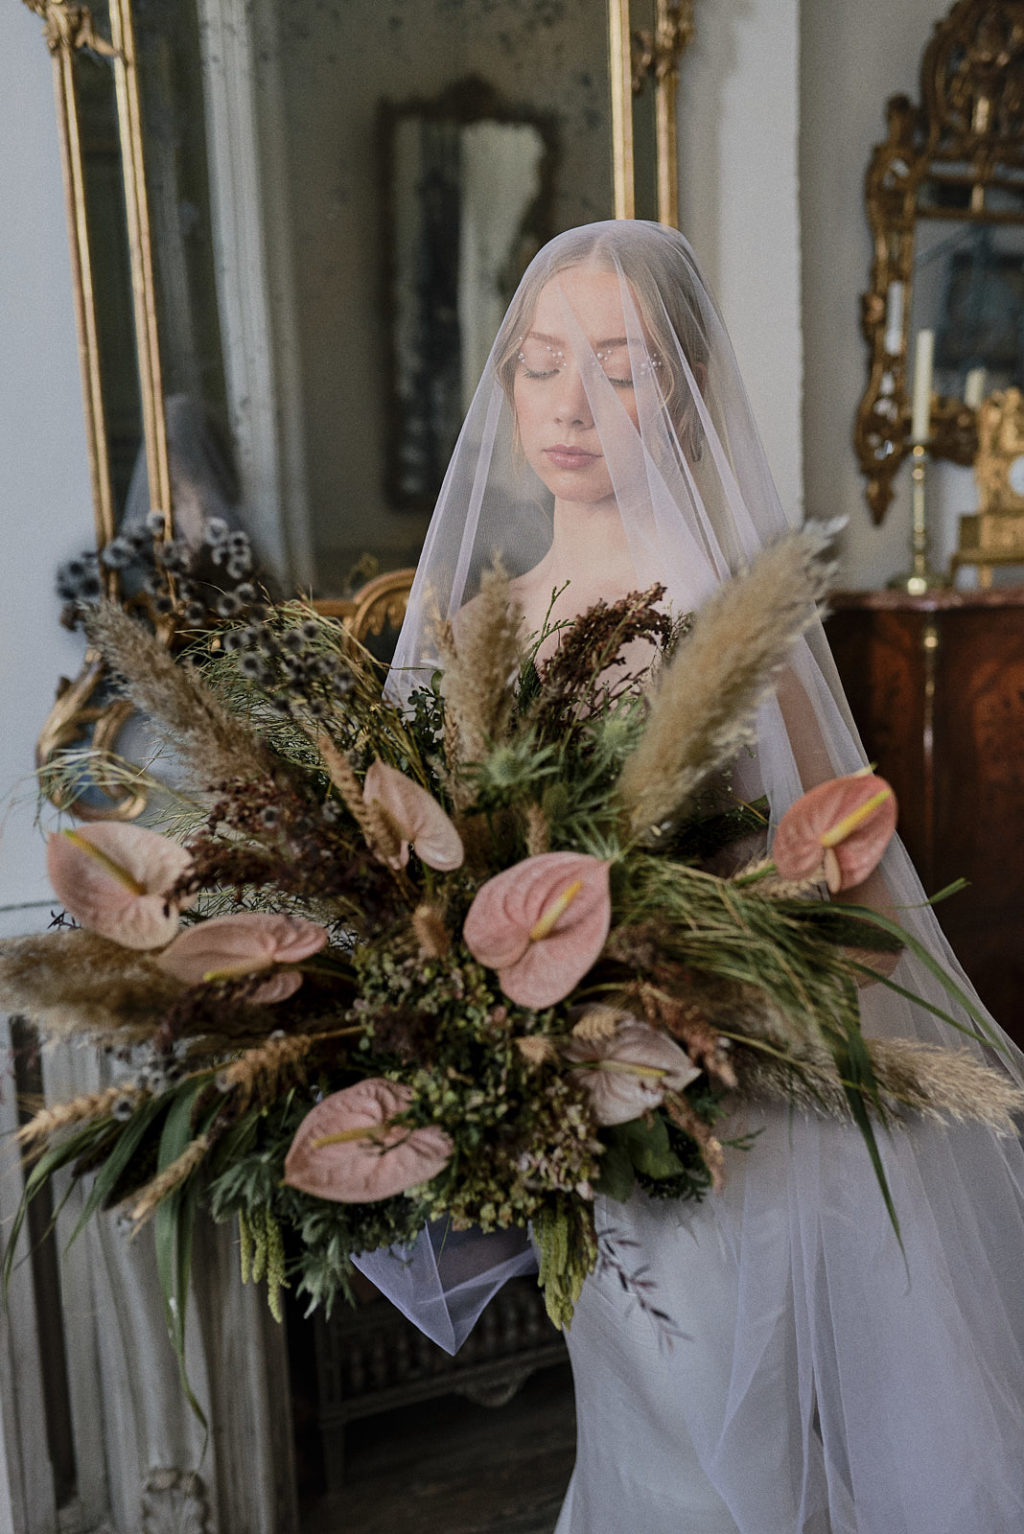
top-left (44, 5), bottom-right (113, 56)
top-left (36, 649), bottom-right (147, 820)
top-left (856, 0), bottom-right (1024, 523)
top-left (628, 0), bottom-right (696, 228)
top-left (314, 568), bottom-right (416, 646)
top-left (631, 0), bottom-right (696, 90)
top-left (922, 1), bottom-right (1024, 153)
top-left (23, 0), bottom-right (172, 818)
top-left (22, 0), bottom-right (115, 58)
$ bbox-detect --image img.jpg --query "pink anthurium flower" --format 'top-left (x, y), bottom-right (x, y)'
top-left (563, 1016), bottom-right (701, 1125)
top-left (283, 1079), bottom-right (453, 1202)
top-left (463, 851), bottom-right (611, 1009)
top-left (46, 823), bottom-right (194, 950)
top-left (772, 772), bottom-right (897, 894)
top-left (155, 912), bottom-right (328, 1003)
top-left (363, 760), bottom-right (463, 871)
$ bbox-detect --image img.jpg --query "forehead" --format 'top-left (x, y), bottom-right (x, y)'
top-left (529, 265), bottom-right (633, 342)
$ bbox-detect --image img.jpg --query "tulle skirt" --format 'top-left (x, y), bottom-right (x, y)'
top-left (554, 1105), bottom-right (1024, 1534)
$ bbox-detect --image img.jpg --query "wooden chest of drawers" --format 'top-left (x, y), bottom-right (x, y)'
top-left (826, 589), bottom-right (1024, 1047)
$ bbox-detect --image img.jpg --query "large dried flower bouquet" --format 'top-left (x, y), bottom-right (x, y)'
top-left (3, 529), bottom-right (1019, 1353)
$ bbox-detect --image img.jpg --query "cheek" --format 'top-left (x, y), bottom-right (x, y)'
top-left (512, 383), bottom-right (543, 451)
top-left (621, 393), bottom-right (642, 432)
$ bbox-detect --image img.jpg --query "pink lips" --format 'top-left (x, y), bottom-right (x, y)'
top-left (545, 444), bottom-right (598, 470)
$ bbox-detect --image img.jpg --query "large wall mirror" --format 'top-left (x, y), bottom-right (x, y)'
top-left (25, 0), bottom-right (694, 598)
top-left (15, 3), bottom-right (697, 1524)
top-left (855, 0), bottom-right (1024, 525)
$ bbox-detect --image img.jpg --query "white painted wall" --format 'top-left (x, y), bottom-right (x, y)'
top-left (0, 10), bottom-right (95, 918)
top-left (677, 0), bottom-right (804, 530)
top-left (677, 0), bottom-right (957, 588)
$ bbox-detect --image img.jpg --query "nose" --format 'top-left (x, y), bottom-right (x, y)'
top-left (551, 362), bottom-right (593, 428)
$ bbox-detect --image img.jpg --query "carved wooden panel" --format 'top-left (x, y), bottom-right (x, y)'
top-left (314, 1276), bottom-right (566, 1492)
top-left (827, 589), bottom-right (1024, 1044)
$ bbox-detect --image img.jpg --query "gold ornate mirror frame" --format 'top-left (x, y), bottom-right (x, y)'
top-left (24, 0), bottom-right (172, 817)
top-left (22, 0), bottom-right (170, 545)
top-left (24, 0), bottom-right (696, 817)
top-left (855, 0), bottom-right (1024, 523)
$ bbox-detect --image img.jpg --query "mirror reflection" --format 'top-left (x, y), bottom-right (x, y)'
top-left (913, 222), bottom-right (1024, 398)
top-left (265, 0), bottom-right (616, 589)
top-left (59, 0), bottom-right (630, 588)
top-left (75, 12), bottom-right (140, 517)
top-left (384, 80), bottom-right (556, 507)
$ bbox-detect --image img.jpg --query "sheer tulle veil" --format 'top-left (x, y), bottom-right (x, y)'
top-left (369, 221), bottom-right (1024, 1531)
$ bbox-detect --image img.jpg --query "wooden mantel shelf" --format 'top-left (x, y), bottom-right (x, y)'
top-left (831, 585), bottom-right (1024, 612)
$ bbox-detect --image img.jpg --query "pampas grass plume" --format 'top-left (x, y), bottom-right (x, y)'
top-left (616, 529), bottom-right (834, 836)
top-left (412, 902), bottom-right (450, 959)
top-left (438, 564), bottom-right (524, 775)
top-left (86, 601), bottom-right (271, 786)
top-left (17, 1084), bottom-right (147, 1147)
top-left (741, 1036), bottom-right (1024, 1134)
top-left (0, 929), bottom-right (184, 1040)
top-left (129, 1134), bottom-right (211, 1227)
top-left (217, 1031), bottom-right (313, 1106)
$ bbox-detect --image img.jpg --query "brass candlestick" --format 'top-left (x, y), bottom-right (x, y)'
top-left (890, 443), bottom-right (948, 593)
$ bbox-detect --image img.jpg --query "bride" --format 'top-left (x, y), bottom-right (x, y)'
top-left (370, 220), bottom-right (1024, 1533)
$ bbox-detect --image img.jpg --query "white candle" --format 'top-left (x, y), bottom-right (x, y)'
top-left (883, 282), bottom-right (904, 355)
top-left (910, 328), bottom-right (935, 443)
top-left (964, 366), bottom-right (987, 409)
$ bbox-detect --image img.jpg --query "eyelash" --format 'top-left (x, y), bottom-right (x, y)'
top-left (519, 364), bottom-right (635, 389)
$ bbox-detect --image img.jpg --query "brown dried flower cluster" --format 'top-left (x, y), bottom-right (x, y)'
top-left (532, 583), bottom-right (673, 729)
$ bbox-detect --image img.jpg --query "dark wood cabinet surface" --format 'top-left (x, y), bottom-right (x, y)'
top-left (826, 589), bottom-right (1024, 1046)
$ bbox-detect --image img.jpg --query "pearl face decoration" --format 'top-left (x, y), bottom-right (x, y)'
top-left (516, 337), bottom-right (663, 381)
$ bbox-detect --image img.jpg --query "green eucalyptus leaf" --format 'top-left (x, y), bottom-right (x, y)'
top-left (617, 1115), bottom-right (687, 1181)
top-left (593, 1136), bottom-right (635, 1202)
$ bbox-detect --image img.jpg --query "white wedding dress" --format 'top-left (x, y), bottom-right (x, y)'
top-left (556, 1103), bottom-right (1024, 1534)
top-left (369, 221), bottom-right (1024, 1533)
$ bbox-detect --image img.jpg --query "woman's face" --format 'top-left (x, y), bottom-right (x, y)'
top-left (512, 265), bottom-right (644, 506)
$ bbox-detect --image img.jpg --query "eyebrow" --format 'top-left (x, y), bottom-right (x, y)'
top-left (527, 329), bottom-right (630, 349)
